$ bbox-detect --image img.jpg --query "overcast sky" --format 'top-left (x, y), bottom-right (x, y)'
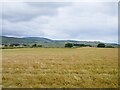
top-left (1, 1), bottom-right (118, 43)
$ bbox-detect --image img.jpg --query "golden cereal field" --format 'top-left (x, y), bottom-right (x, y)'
top-left (2, 48), bottom-right (118, 88)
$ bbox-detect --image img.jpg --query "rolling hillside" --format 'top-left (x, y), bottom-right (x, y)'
top-left (0, 36), bottom-right (118, 47)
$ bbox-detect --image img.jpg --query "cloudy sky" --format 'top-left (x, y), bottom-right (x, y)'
top-left (1, 1), bottom-right (118, 43)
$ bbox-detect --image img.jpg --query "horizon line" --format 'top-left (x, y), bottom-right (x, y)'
top-left (0, 35), bottom-right (119, 44)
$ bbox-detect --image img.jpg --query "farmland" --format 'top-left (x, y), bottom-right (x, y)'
top-left (2, 48), bottom-right (118, 88)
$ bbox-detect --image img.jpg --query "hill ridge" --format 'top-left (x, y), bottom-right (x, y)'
top-left (0, 36), bottom-right (118, 47)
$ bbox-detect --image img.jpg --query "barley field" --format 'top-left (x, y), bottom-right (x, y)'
top-left (2, 48), bottom-right (118, 88)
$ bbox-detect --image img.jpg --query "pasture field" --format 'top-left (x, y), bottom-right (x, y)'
top-left (2, 48), bottom-right (118, 88)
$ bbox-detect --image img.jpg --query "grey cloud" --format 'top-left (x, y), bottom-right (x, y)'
top-left (2, 27), bottom-right (45, 37)
top-left (26, 2), bottom-right (71, 8)
top-left (2, 2), bottom-right (61, 22)
top-left (2, 20), bottom-right (45, 37)
top-left (2, 2), bottom-right (118, 43)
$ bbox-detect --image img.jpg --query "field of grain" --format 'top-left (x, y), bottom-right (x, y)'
top-left (2, 48), bottom-right (118, 88)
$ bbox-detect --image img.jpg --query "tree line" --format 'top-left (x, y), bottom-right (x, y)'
top-left (1, 43), bottom-right (43, 49)
top-left (65, 43), bottom-right (114, 48)
top-left (1, 43), bottom-right (115, 49)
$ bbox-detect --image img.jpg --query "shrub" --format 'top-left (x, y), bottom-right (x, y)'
top-left (97, 43), bottom-right (105, 48)
top-left (73, 44), bottom-right (92, 47)
top-left (65, 43), bottom-right (73, 48)
top-left (106, 46), bottom-right (114, 48)
top-left (37, 45), bottom-right (42, 47)
top-left (32, 44), bottom-right (37, 47)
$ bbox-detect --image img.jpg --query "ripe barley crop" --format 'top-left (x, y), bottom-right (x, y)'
top-left (2, 48), bottom-right (118, 88)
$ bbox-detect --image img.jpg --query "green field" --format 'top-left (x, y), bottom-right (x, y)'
top-left (2, 48), bottom-right (118, 88)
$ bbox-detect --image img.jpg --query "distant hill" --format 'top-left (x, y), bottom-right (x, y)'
top-left (0, 36), bottom-right (119, 47)
top-left (0, 36), bottom-right (52, 43)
